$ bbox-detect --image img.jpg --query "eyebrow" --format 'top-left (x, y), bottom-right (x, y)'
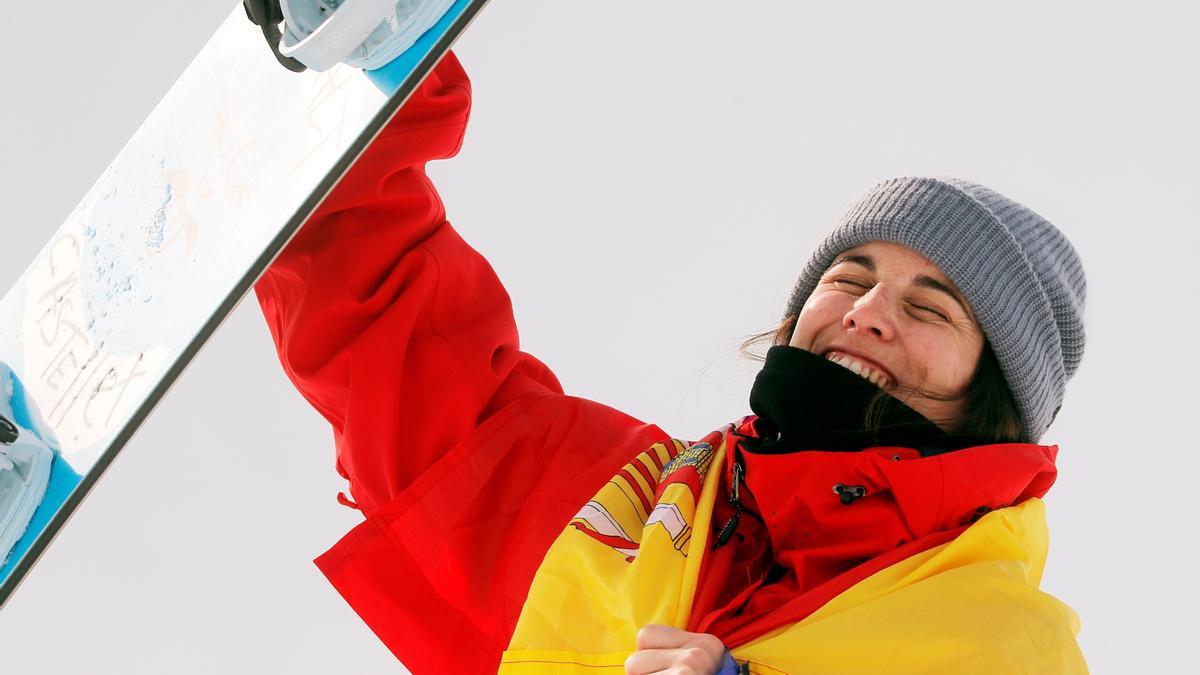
top-left (829, 254), bottom-right (874, 271)
top-left (828, 253), bottom-right (973, 317)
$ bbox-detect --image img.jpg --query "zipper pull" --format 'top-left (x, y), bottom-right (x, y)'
top-left (712, 454), bottom-right (745, 550)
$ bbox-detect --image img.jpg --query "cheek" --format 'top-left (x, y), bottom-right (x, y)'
top-left (790, 292), bottom-right (845, 349)
top-left (911, 328), bottom-right (983, 390)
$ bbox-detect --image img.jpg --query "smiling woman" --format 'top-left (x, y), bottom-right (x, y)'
top-left (255, 49), bottom-right (1089, 675)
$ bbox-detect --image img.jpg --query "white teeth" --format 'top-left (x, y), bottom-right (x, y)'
top-left (826, 352), bottom-right (889, 389)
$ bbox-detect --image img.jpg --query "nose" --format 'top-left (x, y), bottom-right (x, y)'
top-left (841, 287), bottom-right (896, 340)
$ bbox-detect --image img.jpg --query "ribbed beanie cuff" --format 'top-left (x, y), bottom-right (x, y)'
top-left (784, 177), bottom-right (1086, 442)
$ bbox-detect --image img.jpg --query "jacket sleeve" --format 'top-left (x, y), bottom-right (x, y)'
top-left (254, 53), bottom-right (672, 671)
top-left (254, 52), bottom-right (564, 516)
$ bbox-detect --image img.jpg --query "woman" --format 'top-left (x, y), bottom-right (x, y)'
top-left (255, 53), bottom-right (1087, 673)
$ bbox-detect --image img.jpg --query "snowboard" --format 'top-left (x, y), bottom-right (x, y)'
top-left (0, 0), bottom-right (489, 605)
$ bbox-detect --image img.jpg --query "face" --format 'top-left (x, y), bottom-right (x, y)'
top-left (789, 241), bottom-right (985, 430)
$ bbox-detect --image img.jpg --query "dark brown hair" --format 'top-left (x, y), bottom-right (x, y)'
top-left (738, 314), bottom-right (1023, 443)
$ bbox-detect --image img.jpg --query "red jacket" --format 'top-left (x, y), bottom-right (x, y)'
top-left (255, 52), bottom-right (1061, 673)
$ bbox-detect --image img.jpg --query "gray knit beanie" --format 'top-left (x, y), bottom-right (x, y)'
top-left (784, 177), bottom-right (1086, 443)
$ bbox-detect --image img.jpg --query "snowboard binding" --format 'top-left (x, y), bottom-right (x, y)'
top-left (244, 0), bottom-right (455, 73)
top-left (0, 408), bottom-right (53, 569)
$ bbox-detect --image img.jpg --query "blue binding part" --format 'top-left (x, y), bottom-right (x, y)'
top-left (364, 0), bottom-right (473, 96)
top-left (0, 372), bottom-right (83, 584)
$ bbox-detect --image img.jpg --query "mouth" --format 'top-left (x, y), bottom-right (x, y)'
top-left (823, 349), bottom-right (895, 390)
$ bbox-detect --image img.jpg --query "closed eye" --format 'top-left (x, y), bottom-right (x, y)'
top-left (909, 302), bottom-right (948, 321)
top-left (831, 278), bottom-right (870, 289)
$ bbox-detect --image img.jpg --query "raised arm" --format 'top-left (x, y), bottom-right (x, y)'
top-left (255, 53), bottom-right (671, 670)
top-left (254, 53), bottom-right (562, 515)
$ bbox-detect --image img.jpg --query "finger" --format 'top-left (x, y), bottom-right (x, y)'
top-left (625, 647), bottom-right (676, 674)
top-left (636, 624), bottom-right (688, 650)
top-left (624, 647), bottom-right (714, 675)
top-left (636, 625), bottom-right (725, 662)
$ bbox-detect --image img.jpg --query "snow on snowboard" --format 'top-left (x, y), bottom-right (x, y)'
top-left (0, 0), bottom-right (489, 604)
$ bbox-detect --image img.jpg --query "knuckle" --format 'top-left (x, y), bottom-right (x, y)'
top-left (682, 646), bottom-right (709, 668)
top-left (697, 632), bottom-right (724, 654)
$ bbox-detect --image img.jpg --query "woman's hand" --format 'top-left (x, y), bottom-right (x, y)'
top-left (624, 624), bottom-right (728, 675)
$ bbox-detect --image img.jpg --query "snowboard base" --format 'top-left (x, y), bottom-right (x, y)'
top-left (0, 0), bottom-right (489, 605)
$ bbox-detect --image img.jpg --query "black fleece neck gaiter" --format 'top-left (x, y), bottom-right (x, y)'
top-left (747, 345), bottom-right (986, 456)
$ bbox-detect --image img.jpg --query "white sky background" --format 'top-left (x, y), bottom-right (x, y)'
top-left (1, 1), bottom-right (1197, 672)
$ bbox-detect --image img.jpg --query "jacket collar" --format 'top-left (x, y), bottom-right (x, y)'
top-left (691, 415), bottom-right (1059, 643)
top-left (731, 416), bottom-right (1058, 552)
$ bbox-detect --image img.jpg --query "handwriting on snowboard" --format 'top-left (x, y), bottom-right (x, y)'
top-left (34, 233), bottom-right (148, 439)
